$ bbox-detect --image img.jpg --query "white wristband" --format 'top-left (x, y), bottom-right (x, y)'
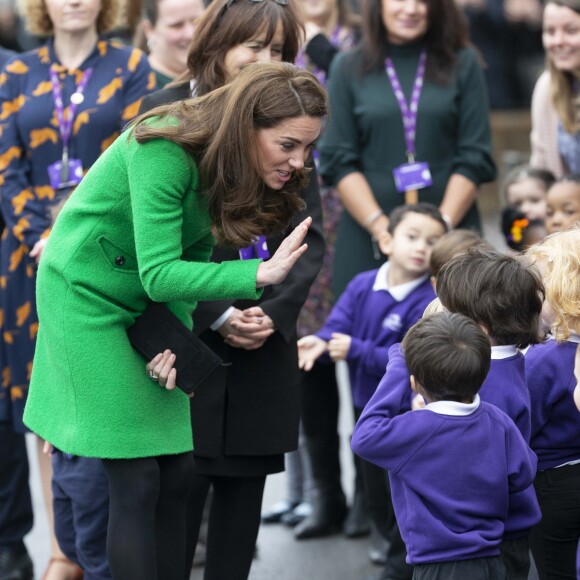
top-left (363, 209), bottom-right (384, 230)
top-left (441, 214), bottom-right (453, 231)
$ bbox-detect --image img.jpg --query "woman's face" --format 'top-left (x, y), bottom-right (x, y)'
top-left (543, 3), bottom-right (580, 72)
top-left (223, 21), bottom-right (285, 80)
top-left (254, 115), bottom-right (321, 190)
top-left (300, 0), bottom-right (337, 26)
top-left (145, 0), bottom-right (205, 76)
top-left (381, 0), bottom-right (428, 45)
top-left (44, 0), bottom-right (102, 35)
top-left (506, 178), bottom-right (548, 221)
top-left (545, 181), bottom-right (580, 233)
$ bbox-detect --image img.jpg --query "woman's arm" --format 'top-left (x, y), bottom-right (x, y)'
top-left (444, 48), bottom-right (496, 226)
top-left (337, 172), bottom-right (390, 236)
top-left (0, 57), bottom-right (52, 249)
top-left (438, 173), bottom-right (477, 228)
top-left (119, 47), bottom-right (155, 126)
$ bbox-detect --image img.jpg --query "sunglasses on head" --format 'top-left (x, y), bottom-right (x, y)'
top-left (218, 0), bottom-right (289, 21)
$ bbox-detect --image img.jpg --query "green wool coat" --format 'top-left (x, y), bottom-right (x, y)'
top-left (23, 130), bottom-right (262, 459)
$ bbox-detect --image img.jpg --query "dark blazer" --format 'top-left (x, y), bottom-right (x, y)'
top-left (139, 86), bottom-right (325, 459)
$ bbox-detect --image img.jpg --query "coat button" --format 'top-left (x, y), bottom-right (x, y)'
top-left (114, 256), bottom-right (126, 266)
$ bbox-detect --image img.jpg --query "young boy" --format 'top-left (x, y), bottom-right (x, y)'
top-left (436, 247), bottom-right (544, 442)
top-left (298, 202), bottom-right (446, 406)
top-left (298, 202), bottom-right (447, 578)
top-left (352, 312), bottom-right (540, 580)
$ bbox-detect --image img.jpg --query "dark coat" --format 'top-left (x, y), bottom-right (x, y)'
top-left (139, 86), bottom-right (325, 461)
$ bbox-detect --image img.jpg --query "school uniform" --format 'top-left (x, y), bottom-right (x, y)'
top-left (315, 261), bottom-right (435, 409)
top-left (526, 336), bottom-right (580, 580)
top-left (352, 371), bottom-right (540, 580)
top-left (482, 346), bottom-right (535, 580)
top-left (316, 263), bottom-right (434, 578)
top-left (381, 343), bottom-right (538, 579)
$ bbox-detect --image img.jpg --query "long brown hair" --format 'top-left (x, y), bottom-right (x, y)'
top-left (180, 0), bottom-right (303, 96)
top-left (132, 62), bottom-right (328, 246)
top-left (545, 0), bottom-right (580, 133)
top-left (359, 0), bottom-right (469, 84)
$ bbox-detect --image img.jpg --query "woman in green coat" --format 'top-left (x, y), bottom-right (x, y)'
top-left (23, 62), bottom-right (328, 580)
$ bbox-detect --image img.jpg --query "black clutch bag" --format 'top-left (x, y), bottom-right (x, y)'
top-left (127, 302), bottom-right (223, 394)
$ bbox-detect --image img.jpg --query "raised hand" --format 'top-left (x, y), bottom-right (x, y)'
top-left (255, 217), bottom-right (311, 288)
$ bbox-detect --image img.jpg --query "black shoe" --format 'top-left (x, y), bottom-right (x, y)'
top-left (261, 499), bottom-right (299, 524)
top-left (343, 492), bottom-right (371, 538)
top-left (368, 522), bottom-right (389, 565)
top-left (294, 494), bottom-right (347, 539)
top-left (0, 548), bottom-right (33, 580)
top-left (281, 502), bottom-right (312, 527)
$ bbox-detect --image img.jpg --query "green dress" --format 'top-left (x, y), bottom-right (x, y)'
top-left (23, 129), bottom-right (262, 459)
top-left (318, 43), bottom-right (497, 297)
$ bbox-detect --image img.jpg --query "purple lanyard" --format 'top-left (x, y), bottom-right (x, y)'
top-left (385, 49), bottom-right (427, 163)
top-left (49, 65), bottom-right (93, 158)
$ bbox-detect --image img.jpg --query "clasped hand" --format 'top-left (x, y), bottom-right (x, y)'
top-left (219, 306), bottom-right (275, 350)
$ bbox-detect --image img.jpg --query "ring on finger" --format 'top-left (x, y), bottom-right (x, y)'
top-left (149, 370), bottom-right (159, 380)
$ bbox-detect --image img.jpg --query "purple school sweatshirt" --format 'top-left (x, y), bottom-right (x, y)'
top-left (315, 267), bottom-right (435, 408)
top-left (479, 348), bottom-right (531, 443)
top-left (525, 338), bottom-right (580, 470)
top-left (352, 371), bottom-right (540, 565)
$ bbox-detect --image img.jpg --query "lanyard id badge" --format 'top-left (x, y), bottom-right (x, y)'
top-left (239, 235), bottom-right (270, 260)
top-left (386, 49), bottom-right (432, 204)
top-left (47, 66), bottom-right (93, 190)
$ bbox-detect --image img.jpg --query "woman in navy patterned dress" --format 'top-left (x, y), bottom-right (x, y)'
top-left (0, 0), bottom-right (153, 576)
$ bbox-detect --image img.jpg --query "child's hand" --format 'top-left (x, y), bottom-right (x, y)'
top-left (42, 440), bottom-right (54, 456)
top-left (328, 333), bottom-right (351, 362)
top-left (297, 335), bottom-right (327, 371)
top-left (411, 394), bottom-right (426, 411)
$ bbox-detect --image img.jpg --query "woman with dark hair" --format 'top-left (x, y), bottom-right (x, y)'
top-left (318, 0), bottom-right (496, 300)
top-left (316, 0), bottom-right (495, 577)
top-left (139, 1), bottom-right (326, 579)
top-left (23, 61), bottom-right (327, 580)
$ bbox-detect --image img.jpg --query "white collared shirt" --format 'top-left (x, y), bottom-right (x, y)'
top-left (372, 262), bottom-right (429, 302)
top-left (423, 394), bottom-right (481, 416)
top-left (491, 345), bottom-right (519, 359)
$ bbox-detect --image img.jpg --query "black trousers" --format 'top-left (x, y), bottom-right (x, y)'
top-left (185, 473), bottom-right (266, 580)
top-left (0, 431), bottom-right (32, 551)
top-left (530, 462), bottom-right (580, 580)
top-left (499, 535), bottom-right (530, 580)
top-left (101, 452), bottom-right (194, 580)
top-left (413, 556), bottom-right (507, 580)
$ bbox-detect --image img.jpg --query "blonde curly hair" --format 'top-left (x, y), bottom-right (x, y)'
top-left (20, 0), bottom-right (121, 36)
top-left (526, 225), bottom-right (580, 340)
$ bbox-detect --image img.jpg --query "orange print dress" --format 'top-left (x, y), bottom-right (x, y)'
top-left (0, 38), bottom-right (154, 431)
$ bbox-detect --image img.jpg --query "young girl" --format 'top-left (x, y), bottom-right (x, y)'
top-left (501, 165), bottom-right (555, 221)
top-left (545, 176), bottom-right (580, 234)
top-left (525, 227), bottom-right (580, 580)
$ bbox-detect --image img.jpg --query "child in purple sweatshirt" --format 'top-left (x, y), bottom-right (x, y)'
top-left (352, 312), bottom-right (540, 580)
top-left (525, 228), bottom-right (580, 580)
top-left (298, 203), bottom-right (447, 578)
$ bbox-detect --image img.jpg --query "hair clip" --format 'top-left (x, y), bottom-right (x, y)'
top-left (509, 218), bottom-right (529, 244)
